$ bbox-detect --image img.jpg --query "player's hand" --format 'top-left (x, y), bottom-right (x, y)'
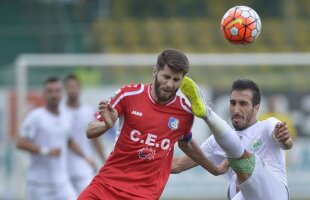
top-left (273, 121), bottom-right (293, 149)
top-left (48, 148), bottom-right (61, 157)
top-left (98, 100), bottom-right (117, 128)
top-left (274, 122), bottom-right (290, 142)
top-left (215, 159), bottom-right (229, 176)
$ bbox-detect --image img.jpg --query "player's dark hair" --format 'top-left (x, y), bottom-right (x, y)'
top-left (231, 79), bottom-right (261, 106)
top-left (64, 73), bottom-right (80, 85)
top-left (156, 49), bottom-right (189, 75)
top-left (44, 76), bottom-right (60, 86)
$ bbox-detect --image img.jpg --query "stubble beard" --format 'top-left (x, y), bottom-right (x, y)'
top-left (154, 76), bottom-right (177, 103)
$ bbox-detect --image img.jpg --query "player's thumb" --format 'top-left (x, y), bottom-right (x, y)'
top-left (108, 104), bottom-right (114, 112)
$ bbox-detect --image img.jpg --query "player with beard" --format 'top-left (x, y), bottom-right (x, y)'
top-left (172, 78), bottom-right (293, 200)
top-left (16, 77), bottom-right (93, 200)
top-left (78, 49), bottom-right (228, 200)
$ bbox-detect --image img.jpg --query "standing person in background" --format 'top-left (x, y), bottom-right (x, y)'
top-left (16, 77), bottom-right (93, 200)
top-left (62, 74), bottom-right (106, 194)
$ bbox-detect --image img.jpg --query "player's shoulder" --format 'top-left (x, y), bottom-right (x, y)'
top-left (111, 83), bottom-right (146, 100)
top-left (25, 107), bottom-right (45, 120)
top-left (29, 107), bottom-right (45, 115)
top-left (258, 117), bottom-right (280, 132)
top-left (260, 117), bottom-right (280, 125)
top-left (120, 83), bottom-right (145, 93)
top-left (177, 95), bottom-right (193, 114)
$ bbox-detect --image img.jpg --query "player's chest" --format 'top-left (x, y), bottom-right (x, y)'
top-left (123, 101), bottom-right (186, 133)
top-left (241, 134), bottom-right (265, 153)
top-left (38, 114), bottom-right (71, 138)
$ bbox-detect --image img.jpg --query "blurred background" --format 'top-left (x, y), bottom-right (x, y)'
top-left (0, 0), bottom-right (310, 199)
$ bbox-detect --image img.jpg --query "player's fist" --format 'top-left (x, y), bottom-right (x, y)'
top-left (98, 100), bottom-right (117, 128)
top-left (273, 121), bottom-right (293, 150)
top-left (215, 159), bottom-right (229, 176)
top-left (274, 122), bottom-right (290, 142)
top-left (48, 147), bottom-right (61, 157)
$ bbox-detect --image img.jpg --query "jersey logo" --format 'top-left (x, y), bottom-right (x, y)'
top-left (227, 18), bottom-right (243, 28)
top-left (168, 117), bottom-right (179, 130)
top-left (131, 110), bottom-right (143, 116)
top-left (137, 147), bottom-right (156, 160)
top-left (250, 139), bottom-right (262, 152)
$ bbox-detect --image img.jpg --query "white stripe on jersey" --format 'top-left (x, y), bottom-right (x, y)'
top-left (147, 84), bottom-right (177, 105)
top-left (166, 97), bottom-right (177, 106)
top-left (180, 97), bottom-right (192, 114)
top-left (113, 115), bottom-right (124, 149)
top-left (112, 84), bottom-right (145, 108)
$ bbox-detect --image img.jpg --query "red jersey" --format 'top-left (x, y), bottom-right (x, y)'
top-left (93, 84), bottom-right (193, 199)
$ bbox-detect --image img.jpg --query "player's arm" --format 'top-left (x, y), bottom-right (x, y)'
top-left (272, 121), bottom-right (294, 150)
top-left (68, 138), bottom-right (96, 171)
top-left (86, 101), bottom-right (118, 139)
top-left (92, 138), bottom-right (106, 161)
top-left (16, 137), bottom-right (60, 156)
top-left (171, 155), bottom-right (198, 174)
top-left (178, 139), bottom-right (228, 176)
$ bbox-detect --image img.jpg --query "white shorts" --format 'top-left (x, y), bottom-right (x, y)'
top-left (27, 181), bottom-right (77, 200)
top-left (70, 174), bottom-right (94, 195)
top-left (228, 155), bottom-right (289, 200)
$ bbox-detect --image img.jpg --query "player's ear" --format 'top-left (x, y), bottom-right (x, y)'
top-left (152, 66), bottom-right (157, 77)
top-left (254, 104), bottom-right (260, 115)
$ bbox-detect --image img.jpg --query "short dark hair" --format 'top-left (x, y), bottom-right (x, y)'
top-left (44, 76), bottom-right (60, 86)
top-left (231, 79), bottom-right (261, 106)
top-left (64, 73), bottom-right (80, 84)
top-left (156, 49), bottom-right (189, 75)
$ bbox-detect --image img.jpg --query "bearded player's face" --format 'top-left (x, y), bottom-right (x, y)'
top-left (153, 65), bottom-right (183, 104)
top-left (65, 79), bottom-right (81, 102)
top-left (43, 81), bottom-right (62, 109)
top-left (230, 89), bottom-right (259, 131)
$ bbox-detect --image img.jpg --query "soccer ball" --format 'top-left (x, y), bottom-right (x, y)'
top-left (221, 6), bottom-right (261, 45)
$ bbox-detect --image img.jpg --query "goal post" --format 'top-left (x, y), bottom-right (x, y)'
top-left (15, 52), bottom-right (310, 133)
top-left (12, 52), bottom-right (310, 199)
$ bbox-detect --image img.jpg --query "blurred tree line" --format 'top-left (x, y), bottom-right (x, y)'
top-left (0, 0), bottom-right (309, 87)
top-left (109, 0), bottom-right (284, 19)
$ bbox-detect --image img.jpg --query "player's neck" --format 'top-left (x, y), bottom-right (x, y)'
top-left (247, 119), bottom-right (258, 128)
top-left (45, 105), bottom-right (59, 115)
top-left (67, 99), bottom-right (80, 108)
top-left (150, 84), bottom-right (172, 105)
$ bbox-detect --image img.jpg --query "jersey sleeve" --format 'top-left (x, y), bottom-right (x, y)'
top-left (180, 131), bottom-right (192, 142)
top-left (108, 87), bottom-right (125, 116)
top-left (264, 117), bottom-right (281, 144)
top-left (20, 110), bottom-right (38, 140)
top-left (95, 84), bottom-right (144, 121)
top-left (200, 135), bottom-right (226, 161)
top-left (179, 116), bottom-right (194, 143)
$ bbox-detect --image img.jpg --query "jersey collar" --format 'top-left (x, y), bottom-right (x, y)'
top-left (148, 84), bottom-right (177, 106)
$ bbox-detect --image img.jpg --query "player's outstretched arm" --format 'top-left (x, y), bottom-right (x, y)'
top-left (16, 137), bottom-right (61, 156)
top-left (86, 101), bottom-right (118, 139)
top-left (272, 121), bottom-right (294, 150)
top-left (92, 138), bottom-right (107, 162)
top-left (171, 155), bottom-right (198, 174)
top-left (178, 139), bottom-right (228, 176)
top-left (68, 139), bottom-right (97, 171)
